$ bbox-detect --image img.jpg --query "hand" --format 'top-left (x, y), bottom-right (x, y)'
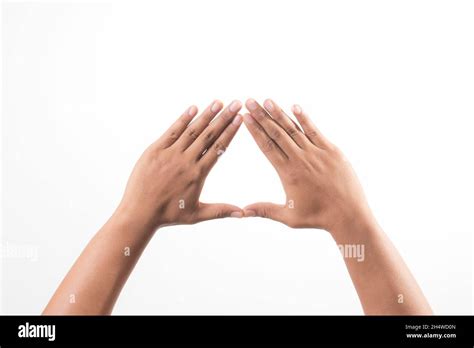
top-left (45, 98), bottom-right (432, 316)
top-left (116, 100), bottom-right (244, 233)
top-left (242, 98), bottom-right (373, 234)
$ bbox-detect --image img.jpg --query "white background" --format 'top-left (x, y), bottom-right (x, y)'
top-left (2, 0), bottom-right (473, 314)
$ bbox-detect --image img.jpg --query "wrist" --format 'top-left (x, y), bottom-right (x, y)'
top-left (328, 209), bottom-right (380, 245)
top-left (109, 203), bottom-right (159, 239)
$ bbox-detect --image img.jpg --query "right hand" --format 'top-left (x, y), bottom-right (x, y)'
top-left (242, 98), bottom-right (374, 234)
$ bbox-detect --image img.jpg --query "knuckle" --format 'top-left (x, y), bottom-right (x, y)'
top-left (262, 138), bottom-right (275, 153)
top-left (287, 127), bottom-right (299, 139)
top-left (213, 210), bottom-right (226, 219)
top-left (213, 141), bottom-right (224, 151)
top-left (270, 129), bottom-right (281, 140)
top-left (255, 122), bottom-right (265, 133)
top-left (204, 130), bottom-right (214, 141)
top-left (169, 130), bottom-right (179, 140)
top-left (187, 128), bottom-right (198, 139)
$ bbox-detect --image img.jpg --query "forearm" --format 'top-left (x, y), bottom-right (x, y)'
top-left (43, 209), bottom-right (155, 315)
top-left (43, 100), bottom-right (242, 315)
top-left (330, 214), bottom-right (432, 315)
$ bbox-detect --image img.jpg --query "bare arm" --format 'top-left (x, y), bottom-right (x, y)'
top-left (43, 100), bottom-right (243, 315)
top-left (242, 98), bottom-right (432, 315)
top-left (331, 214), bottom-right (432, 314)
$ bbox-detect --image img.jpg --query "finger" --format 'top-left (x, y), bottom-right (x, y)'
top-left (155, 105), bottom-right (198, 148)
top-left (188, 100), bottom-right (242, 158)
top-left (196, 202), bottom-right (243, 222)
top-left (292, 104), bottom-right (331, 149)
top-left (243, 113), bottom-right (287, 166)
top-left (263, 99), bottom-right (310, 149)
top-left (245, 99), bottom-right (298, 157)
top-left (177, 100), bottom-right (224, 151)
top-left (243, 202), bottom-right (288, 225)
top-left (200, 114), bottom-right (243, 169)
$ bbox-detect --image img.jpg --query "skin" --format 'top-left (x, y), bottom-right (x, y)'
top-left (43, 97), bottom-right (432, 315)
top-left (242, 98), bottom-right (433, 315)
top-left (43, 100), bottom-right (244, 315)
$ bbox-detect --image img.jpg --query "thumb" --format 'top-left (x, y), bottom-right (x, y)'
top-left (196, 202), bottom-right (243, 222)
top-left (243, 202), bottom-right (287, 224)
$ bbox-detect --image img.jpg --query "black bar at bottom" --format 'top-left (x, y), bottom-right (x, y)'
top-left (0, 315), bottom-right (472, 346)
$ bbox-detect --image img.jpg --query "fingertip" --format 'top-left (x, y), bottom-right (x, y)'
top-left (232, 114), bottom-right (243, 126)
top-left (245, 98), bottom-right (258, 111)
top-left (263, 98), bottom-right (274, 112)
top-left (211, 100), bottom-right (224, 113)
top-left (187, 105), bottom-right (198, 117)
top-left (292, 104), bottom-right (302, 116)
top-left (229, 99), bottom-right (242, 113)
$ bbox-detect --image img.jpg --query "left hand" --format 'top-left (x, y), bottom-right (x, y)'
top-left (115, 100), bottom-right (244, 233)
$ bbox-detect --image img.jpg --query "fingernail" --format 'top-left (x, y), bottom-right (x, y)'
top-left (246, 98), bottom-right (258, 111)
top-left (231, 211), bottom-right (243, 218)
top-left (211, 100), bottom-right (223, 113)
top-left (264, 99), bottom-right (274, 111)
top-left (292, 104), bottom-right (302, 115)
top-left (244, 209), bottom-right (256, 217)
top-left (232, 114), bottom-right (243, 126)
top-left (243, 113), bottom-right (254, 124)
top-left (187, 105), bottom-right (198, 116)
top-left (229, 100), bottom-right (242, 113)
